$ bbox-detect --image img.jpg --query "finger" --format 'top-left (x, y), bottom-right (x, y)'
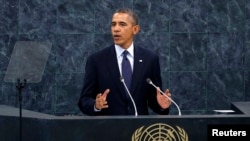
top-left (102, 104), bottom-right (109, 109)
top-left (100, 100), bottom-right (109, 109)
top-left (96, 93), bottom-right (102, 99)
top-left (102, 89), bottom-right (110, 99)
top-left (165, 89), bottom-right (171, 97)
top-left (165, 89), bottom-right (169, 93)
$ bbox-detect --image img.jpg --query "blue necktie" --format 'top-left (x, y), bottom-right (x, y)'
top-left (122, 50), bottom-right (132, 90)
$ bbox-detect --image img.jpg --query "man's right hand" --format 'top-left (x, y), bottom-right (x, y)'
top-left (95, 89), bottom-right (110, 110)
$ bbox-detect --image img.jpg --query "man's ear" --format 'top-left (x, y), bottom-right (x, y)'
top-left (133, 25), bottom-right (140, 35)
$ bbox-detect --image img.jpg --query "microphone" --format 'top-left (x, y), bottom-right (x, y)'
top-left (120, 76), bottom-right (138, 116)
top-left (146, 78), bottom-right (181, 116)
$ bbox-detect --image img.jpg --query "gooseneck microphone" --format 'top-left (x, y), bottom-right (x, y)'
top-left (146, 78), bottom-right (181, 116)
top-left (120, 76), bottom-right (138, 116)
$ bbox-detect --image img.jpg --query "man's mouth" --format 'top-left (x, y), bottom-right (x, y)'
top-left (113, 35), bottom-right (121, 39)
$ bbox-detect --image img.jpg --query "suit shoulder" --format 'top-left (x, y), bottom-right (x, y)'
top-left (88, 45), bottom-right (114, 59)
top-left (137, 46), bottom-right (159, 57)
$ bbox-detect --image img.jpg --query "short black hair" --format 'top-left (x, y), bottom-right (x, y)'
top-left (114, 8), bottom-right (139, 25)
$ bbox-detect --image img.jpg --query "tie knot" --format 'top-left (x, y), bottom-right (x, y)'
top-left (123, 50), bottom-right (129, 57)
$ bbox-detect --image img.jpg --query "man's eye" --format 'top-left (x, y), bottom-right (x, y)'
top-left (120, 23), bottom-right (126, 26)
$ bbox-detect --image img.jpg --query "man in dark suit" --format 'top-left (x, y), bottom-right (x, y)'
top-left (78, 8), bottom-right (171, 116)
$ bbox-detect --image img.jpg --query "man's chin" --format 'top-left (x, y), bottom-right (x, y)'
top-left (113, 41), bottom-right (122, 46)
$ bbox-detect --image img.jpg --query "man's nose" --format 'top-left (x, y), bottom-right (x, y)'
top-left (113, 25), bottom-right (120, 31)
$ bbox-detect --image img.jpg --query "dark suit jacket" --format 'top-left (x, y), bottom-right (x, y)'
top-left (78, 45), bottom-right (169, 115)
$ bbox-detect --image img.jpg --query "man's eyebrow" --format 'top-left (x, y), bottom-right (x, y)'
top-left (111, 21), bottom-right (127, 24)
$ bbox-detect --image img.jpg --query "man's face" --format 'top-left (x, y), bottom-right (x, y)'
top-left (111, 13), bottom-right (140, 49)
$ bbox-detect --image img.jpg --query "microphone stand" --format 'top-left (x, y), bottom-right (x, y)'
top-left (147, 78), bottom-right (182, 116)
top-left (120, 77), bottom-right (138, 116)
top-left (16, 79), bottom-right (26, 141)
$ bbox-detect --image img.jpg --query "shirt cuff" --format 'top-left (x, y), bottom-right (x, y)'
top-left (94, 106), bottom-right (101, 112)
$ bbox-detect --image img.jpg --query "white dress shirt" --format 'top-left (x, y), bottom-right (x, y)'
top-left (115, 43), bottom-right (134, 75)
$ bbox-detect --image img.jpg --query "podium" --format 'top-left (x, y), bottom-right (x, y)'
top-left (0, 104), bottom-right (250, 141)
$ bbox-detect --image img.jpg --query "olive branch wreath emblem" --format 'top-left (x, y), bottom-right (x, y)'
top-left (131, 123), bottom-right (188, 141)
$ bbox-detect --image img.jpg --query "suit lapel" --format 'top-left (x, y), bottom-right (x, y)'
top-left (106, 46), bottom-right (128, 99)
top-left (130, 47), bottom-right (144, 95)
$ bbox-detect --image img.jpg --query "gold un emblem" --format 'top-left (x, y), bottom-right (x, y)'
top-left (131, 123), bottom-right (189, 141)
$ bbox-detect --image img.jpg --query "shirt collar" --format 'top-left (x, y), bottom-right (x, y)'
top-left (115, 43), bottom-right (134, 57)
